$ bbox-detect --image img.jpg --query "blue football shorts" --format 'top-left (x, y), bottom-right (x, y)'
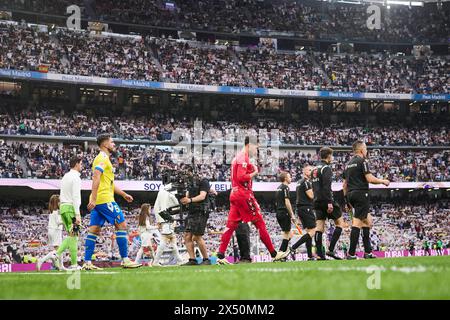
top-left (89, 202), bottom-right (125, 227)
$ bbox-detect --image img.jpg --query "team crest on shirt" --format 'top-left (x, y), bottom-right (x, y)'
top-left (242, 162), bottom-right (247, 168)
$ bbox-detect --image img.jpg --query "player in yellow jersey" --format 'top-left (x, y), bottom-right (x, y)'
top-left (82, 134), bottom-right (141, 270)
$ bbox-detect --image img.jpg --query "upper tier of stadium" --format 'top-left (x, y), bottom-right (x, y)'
top-left (0, 20), bottom-right (448, 95)
top-left (1, 0), bottom-right (449, 44)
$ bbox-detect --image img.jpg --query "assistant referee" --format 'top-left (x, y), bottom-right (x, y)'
top-left (312, 147), bottom-right (346, 260)
top-left (343, 141), bottom-right (390, 259)
top-left (275, 172), bottom-right (296, 255)
top-left (290, 165), bottom-right (317, 260)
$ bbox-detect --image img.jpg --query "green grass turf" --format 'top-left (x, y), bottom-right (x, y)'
top-left (1, 256), bottom-right (449, 300)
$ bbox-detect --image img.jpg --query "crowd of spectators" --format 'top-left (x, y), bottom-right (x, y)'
top-left (155, 38), bottom-right (247, 86)
top-left (1, 106), bottom-right (449, 147)
top-left (315, 52), bottom-right (413, 93)
top-left (369, 202), bottom-right (449, 251)
top-left (277, 149), bottom-right (450, 183)
top-left (15, 108), bottom-right (113, 137)
top-left (320, 1), bottom-right (449, 43)
top-left (0, 141), bottom-right (24, 178)
top-left (238, 45), bottom-right (325, 90)
top-left (408, 56), bottom-right (450, 94)
top-left (1, 200), bottom-right (448, 264)
top-left (1, 0), bottom-right (449, 43)
top-left (1, 141), bottom-right (448, 182)
top-left (0, 21), bottom-right (448, 93)
top-left (0, 22), bottom-right (160, 81)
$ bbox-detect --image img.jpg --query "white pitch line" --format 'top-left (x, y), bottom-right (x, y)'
top-left (192, 265), bottom-right (448, 274)
top-left (1, 265), bottom-right (448, 276)
top-left (108, 265), bottom-right (449, 274)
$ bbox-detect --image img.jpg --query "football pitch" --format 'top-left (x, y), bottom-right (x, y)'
top-left (1, 256), bottom-right (449, 300)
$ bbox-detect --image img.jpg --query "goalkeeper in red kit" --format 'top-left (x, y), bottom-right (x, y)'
top-left (216, 136), bottom-right (290, 264)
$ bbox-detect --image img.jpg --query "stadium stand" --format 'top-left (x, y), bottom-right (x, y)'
top-left (0, 21), bottom-right (448, 93)
top-left (0, 105), bottom-right (448, 146)
top-left (1, 0), bottom-right (449, 42)
top-left (0, 141), bottom-right (448, 182)
top-left (0, 0), bottom-right (448, 267)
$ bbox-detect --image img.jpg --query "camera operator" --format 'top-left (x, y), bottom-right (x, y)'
top-left (180, 174), bottom-right (211, 266)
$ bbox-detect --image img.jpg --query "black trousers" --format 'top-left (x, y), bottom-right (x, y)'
top-left (235, 222), bottom-right (251, 260)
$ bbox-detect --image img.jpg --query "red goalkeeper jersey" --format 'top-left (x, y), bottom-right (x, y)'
top-left (230, 151), bottom-right (255, 195)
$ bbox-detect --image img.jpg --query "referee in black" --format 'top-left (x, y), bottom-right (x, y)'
top-left (343, 141), bottom-right (390, 259)
top-left (312, 147), bottom-right (346, 260)
top-left (275, 172), bottom-right (296, 255)
top-left (290, 165), bottom-right (317, 260)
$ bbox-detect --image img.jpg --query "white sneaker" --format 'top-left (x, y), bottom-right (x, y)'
top-left (273, 251), bottom-right (290, 262)
top-left (121, 258), bottom-right (142, 269)
top-left (50, 253), bottom-right (63, 270)
top-left (67, 265), bottom-right (82, 271)
top-left (217, 258), bottom-right (232, 265)
top-left (81, 262), bottom-right (103, 271)
top-left (152, 262), bottom-right (163, 267)
top-left (176, 260), bottom-right (186, 266)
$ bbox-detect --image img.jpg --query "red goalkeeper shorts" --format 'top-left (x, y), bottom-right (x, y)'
top-left (227, 192), bottom-right (262, 226)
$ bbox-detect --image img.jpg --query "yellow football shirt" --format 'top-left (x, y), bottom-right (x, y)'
top-left (92, 151), bottom-right (115, 205)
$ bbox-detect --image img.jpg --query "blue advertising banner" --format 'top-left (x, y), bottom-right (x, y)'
top-left (0, 68), bottom-right (448, 101)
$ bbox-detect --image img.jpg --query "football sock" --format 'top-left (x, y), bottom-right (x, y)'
top-left (362, 227), bottom-right (372, 254)
top-left (280, 239), bottom-right (290, 252)
top-left (328, 227), bottom-right (342, 252)
top-left (306, 236), bottom-right (313, 258)
top-left (349, 227), bottom-right (361, 256)
top-left (292, 233), bottom-right (311, 250)
top-left (315, 231), bottom-right (324, 257)
top-left (84, 233), bottom-right (97, 262)
top-left (115, 230), bottom-right (128, 259)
